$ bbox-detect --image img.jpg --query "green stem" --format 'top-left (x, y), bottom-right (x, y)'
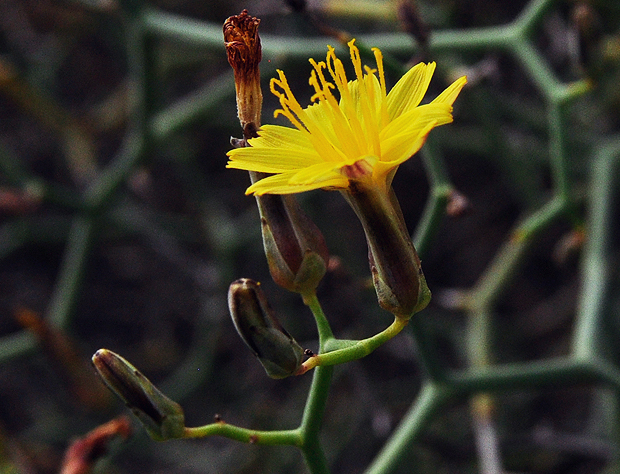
top-left (299, 293), bottom-right (335, 474)
top-left (299, 364), bottom-right (333, 474)
top-left (364, 383), bottom-right (452, 474)
top-left (84, 12), bottom-right (148, 211)
top-left (183, 424), bottom-right (300, 445)
top-left (414, 138), bottom-right (454, 258)
top-left (304, 292), bottom-right (334, 347)
top-left (46, 216), bottom-right (97, 328)
top-left (299, 317), bottom-right (408, 373)
top-left (408, 312), bottom-right (448, 382)
top-left (572, 139), bottom-right (620, 360)
top-left (450, 357), bottom-right (620, 392)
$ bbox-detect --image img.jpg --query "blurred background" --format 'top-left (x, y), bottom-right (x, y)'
top-left (1, 0), bottom-right (619, 472)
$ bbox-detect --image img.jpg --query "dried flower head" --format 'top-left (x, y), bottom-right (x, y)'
top-left (223, 10), bottom-right (263, 137)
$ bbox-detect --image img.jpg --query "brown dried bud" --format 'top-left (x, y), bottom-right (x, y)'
top-left (223, 10), bottom-right (263, 138)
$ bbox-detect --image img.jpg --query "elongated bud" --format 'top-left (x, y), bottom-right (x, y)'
top-left (224, 10), bottom-right (262, 139)
top-left (228, 278), bottom-right (304, 378)
top-left (92, 349), bottom-right (185, 441)
top-left (252, 174), bottom-right (329, 295)
top-left (342, 183), bottom-right (431, 319)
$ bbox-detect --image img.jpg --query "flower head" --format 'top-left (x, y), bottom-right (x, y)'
top-left (227, 39), bottom-right (466, 195)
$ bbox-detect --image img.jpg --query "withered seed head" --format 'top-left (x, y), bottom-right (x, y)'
top-left (224, 10), bottom-right (261, 76)
top-left (223, 10), bottom-right (263, 135)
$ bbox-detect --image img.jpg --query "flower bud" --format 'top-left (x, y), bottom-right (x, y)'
top-left (252, 174), bottom-right (329, 295)
top-left (92, 349), bottom-right (185, 441)
top-left (342, 183), bottom-right (431, 319)
top-left (223, 10), bottom-right (262, 139)
top-left (228, 278), bottom-right (304, 378)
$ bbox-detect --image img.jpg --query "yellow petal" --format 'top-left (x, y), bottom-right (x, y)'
top-left (247, 171), bottom-right (348, 195)
top-left (386, 62), bottom-right (436, 120)
top-left (305, 102), bottom-right (360, 160)
top-left (379, 102), bottom-right (452, 145)
top-left (348, 73), bottom-right (384, 147)
top-left (430, 76), bottom-right (467, 106)
top-left (227, 147), bottom-right (322, 173)
top-left (249, 125), bottom-right (312, 150)
top-left (375, 120), bottom-right (438, 173)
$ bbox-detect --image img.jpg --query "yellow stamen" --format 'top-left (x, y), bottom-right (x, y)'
top-left (309, 59), bottom-right (361, 160)
top-left (372, 47), bottom-right (390, 127)
top-left (271, 71), bottom-right (345, 164)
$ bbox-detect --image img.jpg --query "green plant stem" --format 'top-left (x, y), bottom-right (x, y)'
top-left (299, 293), bottom-right (334, 474)
top-left (84, 12), bottom-right (148, 210)
top-left (298, 317), bottom-right (409, 374)
top-left (413, 183), bottom-right (450, 259)
top-left (149, 72), bottom-right (233, 139)
top-left (465, 195), bottom-right (566, 315)
top-left (183, 423), bottom-right (300, 444)
top-left (450, 357), bottom-right (620, 392)
top-left (407, 312), bottom-right (448, 382)
top-left (413, 137), bottom-right (454, 258)
top-left (299, 364), bottom-right (333, 474)
top-left (304, 292), bottom-right (334, 346)
top-left (364, 382), bottom-right (453, 474)
top-left (138, 2), bottom-right (544, 60)
top-left (46, 216), bottom-right (97, 328)
top-left (572, 139), bottom-right (620, 361)
top-left (0, 331), bottom-right (37, 363)
top-left (182, 293), bottom-right (335, 474)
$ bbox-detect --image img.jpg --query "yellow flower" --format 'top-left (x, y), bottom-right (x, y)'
top-left (227, 39), bottom-right (466, 195)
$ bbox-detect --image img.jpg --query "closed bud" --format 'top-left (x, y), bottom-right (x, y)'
top-left (228, 278), bottom-right (304, 378)
top-left (92, 349), bottom-right (185, 441)
top-left (253, 174), bottom-right (329, 296)
top-left (342, 183), bottom-right (431, 319)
